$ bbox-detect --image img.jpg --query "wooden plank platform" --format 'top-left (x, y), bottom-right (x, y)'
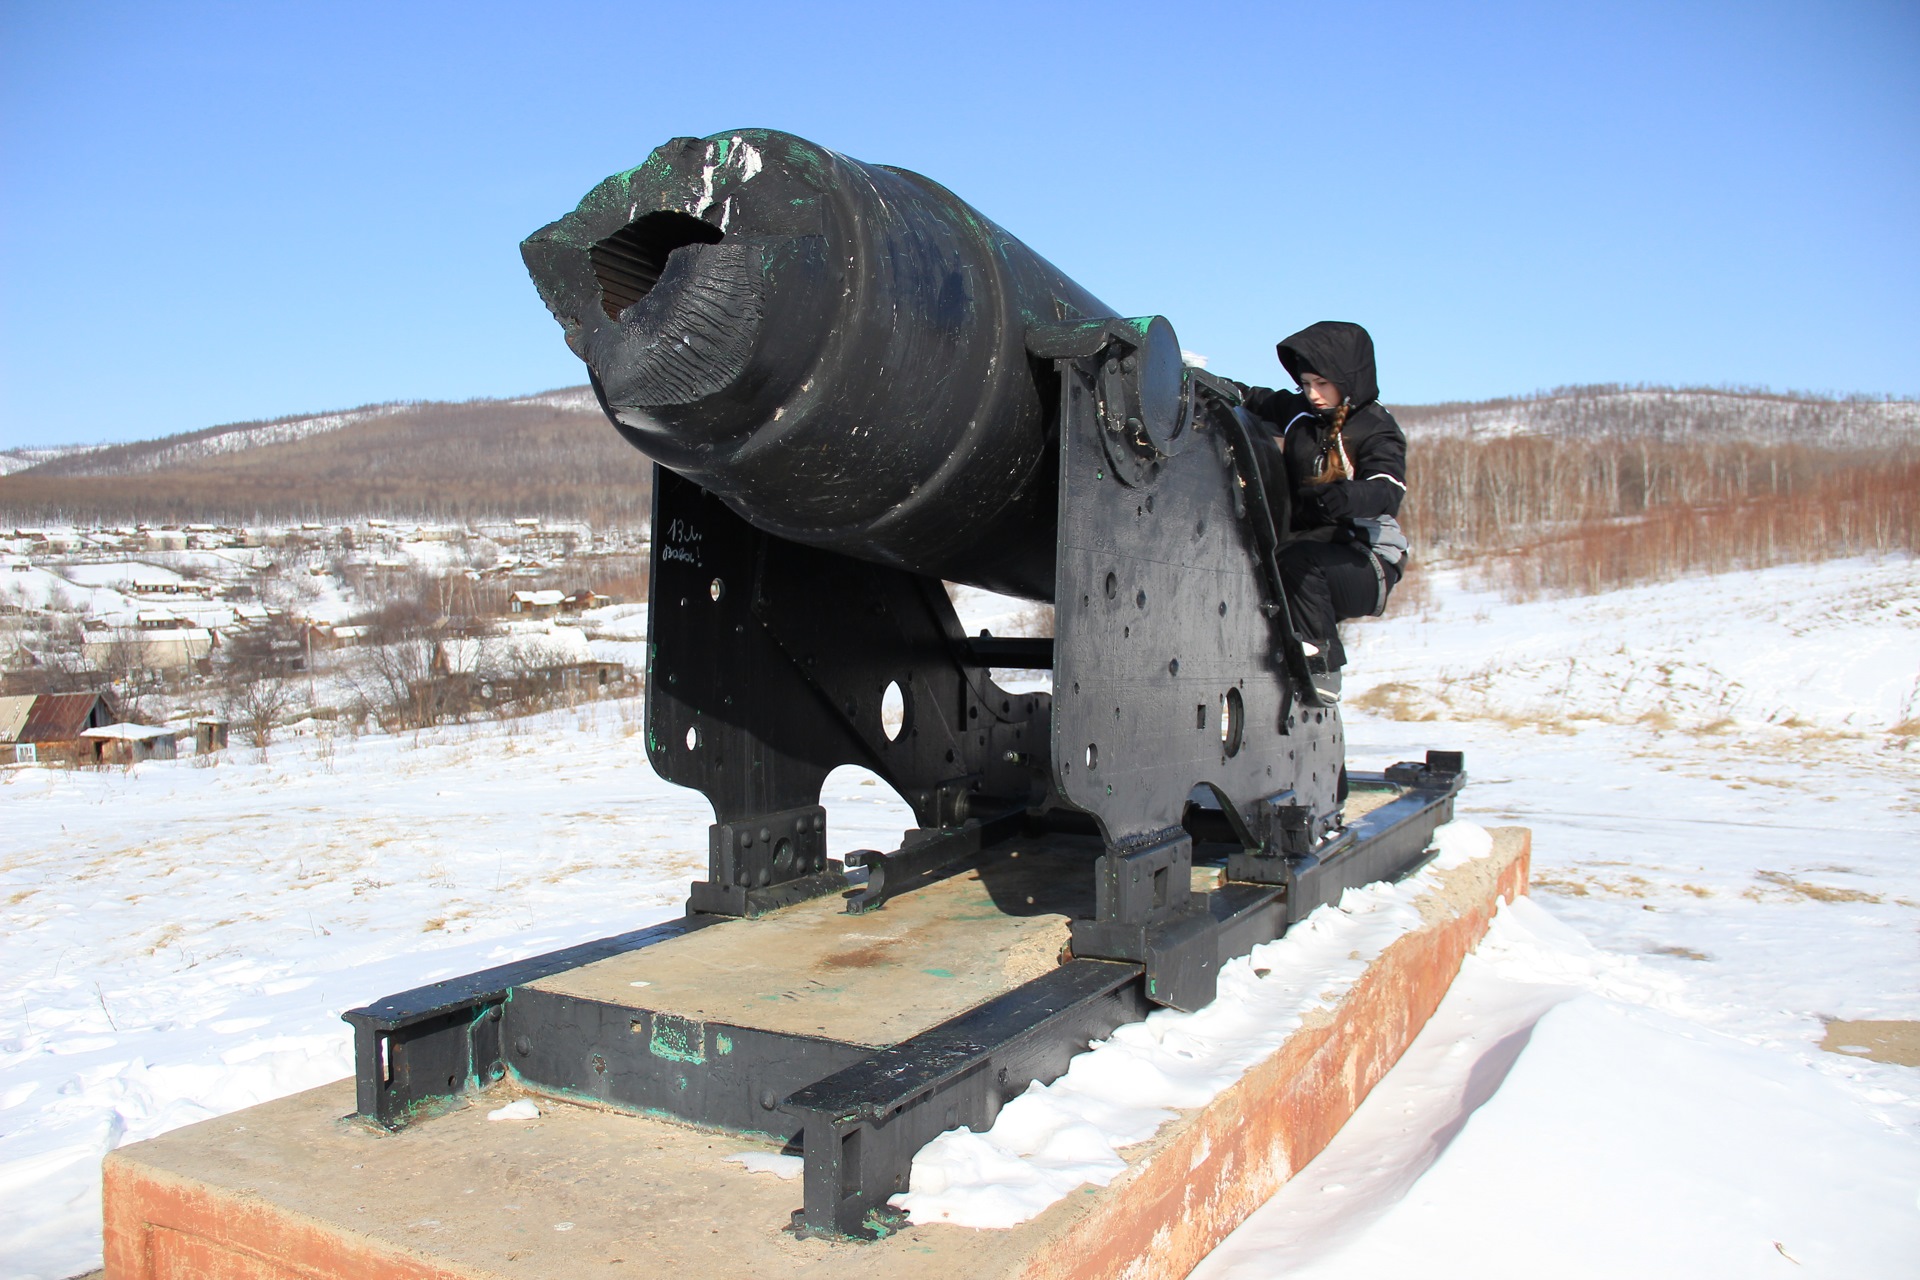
top-left (102, 826), bottom-right (1528, 1280)
top-left (532, 832), bottom-right (1090, 1047)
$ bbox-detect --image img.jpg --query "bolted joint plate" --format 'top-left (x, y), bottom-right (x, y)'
top-left (688, 804), bottom-right (846, 917)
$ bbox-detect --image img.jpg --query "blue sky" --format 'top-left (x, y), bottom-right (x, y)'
top-left (2, 0), bottom-right (1915, 447)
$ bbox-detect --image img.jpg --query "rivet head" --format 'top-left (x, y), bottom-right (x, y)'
top-left (514, 1036), bottom-right (533, 1056)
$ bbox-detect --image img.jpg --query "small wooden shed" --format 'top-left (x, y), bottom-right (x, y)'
top-left (82, 723), bottom-right (180, 764)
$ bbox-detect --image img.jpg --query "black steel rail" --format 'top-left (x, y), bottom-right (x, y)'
top-left (343, 916), bottom-right (718, 1130)
top-left (345, 754), bottom-right (1464, 1235)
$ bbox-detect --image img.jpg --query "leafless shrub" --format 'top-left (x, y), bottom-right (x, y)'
top-left (225, 676), bottom-right (294, 750)
top-left (353, 636), bottom-right (442, 730)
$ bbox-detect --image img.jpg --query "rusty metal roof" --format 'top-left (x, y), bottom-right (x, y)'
top-left (17, 692), bottom-right (117, 742)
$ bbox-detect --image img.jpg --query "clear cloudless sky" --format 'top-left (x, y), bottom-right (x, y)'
top-left (2, 0), bottom-right (1915, 447)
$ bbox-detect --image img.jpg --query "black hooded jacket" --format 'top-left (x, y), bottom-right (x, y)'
top-left (1240, 321), bottom-right (1407, 535)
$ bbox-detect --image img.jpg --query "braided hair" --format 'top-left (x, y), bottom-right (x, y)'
top-left (1311, 401), bottom-right (1351, 484)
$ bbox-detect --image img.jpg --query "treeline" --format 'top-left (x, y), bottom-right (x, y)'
top-left (1400, 435), bottom-right (1918, 597)
top-left (8, 382), bottom-right (1914, 599)
top-left (0, 399), bottom-right (653, 527)
top-left (1394, 384), bottom-right (1920, 448)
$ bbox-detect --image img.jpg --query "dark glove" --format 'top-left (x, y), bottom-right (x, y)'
top-left (1300, 482), bottom-right (1354, 521)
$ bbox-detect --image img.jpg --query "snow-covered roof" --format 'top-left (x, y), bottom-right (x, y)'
top-left (82, 631), bottom-right (214, 666)
top-left (81, 723), bottom-right (177, 741)
top-left (512, 589), bottom-right (565, 606)
top-left (436, 626), bottom-right (594, 676)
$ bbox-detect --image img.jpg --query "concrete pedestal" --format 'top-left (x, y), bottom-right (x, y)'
top-left (103, 828), bottom-right (1529, 1280)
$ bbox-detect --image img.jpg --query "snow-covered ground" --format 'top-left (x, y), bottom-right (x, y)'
top-left (3, 558), bottom-right (1917, 1277)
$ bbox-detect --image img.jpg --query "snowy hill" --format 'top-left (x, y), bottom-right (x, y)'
top-left (15, 388), bottom-right (605, 480)
top-left (7, 381), bottom-right (1914, 491)
top-left (0, 388), bottom-right (649, 527)
top-left (1394, 384), bottom-right (1920, 447)
top-left (0, 444), bottom-right (104, 477)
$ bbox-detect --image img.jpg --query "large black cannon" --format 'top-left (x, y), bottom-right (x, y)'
top-left (347, 129), bottom-right (1461, 1240)
top-left (520, 130), bottom-right (1095, 600)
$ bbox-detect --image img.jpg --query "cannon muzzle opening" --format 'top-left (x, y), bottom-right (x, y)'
top-left (589, 210), bottom-right (724, 320)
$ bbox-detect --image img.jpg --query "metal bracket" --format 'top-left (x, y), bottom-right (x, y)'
top-left (1067, 828), bottom-right (1218, 1011)
top-left (844, 807), bottom-right (1029, 914)
top-left (688, 803), bottom-right (841, 917)
top-left (344, 917), bottom-right (713, 1130)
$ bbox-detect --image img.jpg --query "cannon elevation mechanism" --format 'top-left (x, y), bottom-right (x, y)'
top-left (347, 129), bottom-right (1463, 1239)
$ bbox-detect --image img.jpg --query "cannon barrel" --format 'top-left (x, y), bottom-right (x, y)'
top-left (521, 129), bottom-right (1117, 599)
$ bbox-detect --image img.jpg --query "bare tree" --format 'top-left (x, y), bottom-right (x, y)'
top-left (225, 676), bottom-right (294, 750)
top-left (353, 635), bottom-right (442, 730)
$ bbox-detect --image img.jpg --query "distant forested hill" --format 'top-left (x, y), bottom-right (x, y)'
top-left (0, 389), bottom-right (654, 527)
top-left (3, 383), bottom-right (1913, 531)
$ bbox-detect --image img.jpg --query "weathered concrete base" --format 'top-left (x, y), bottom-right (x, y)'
top-left (103, 828), bottom-right (1529, 1280)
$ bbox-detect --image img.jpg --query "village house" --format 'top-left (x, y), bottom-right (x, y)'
top-left (1, 691), bottom-right (117, 765)
top-left (430, 623), bottom-right (624, 708)
top-left (560, 588), bottom-right (610, 613)
top-left (306, 622), bottom-right (371, 651)
top-left (509, 589), bottom-right (565, 617)
top-left (131, 578), bottom-right (214, 598)
top-left (0, 645), bottom-right (49, 696)
top-left (0, 695), bottom-right (34, 760)
top-left (82, 627), bottom-right (215, 675)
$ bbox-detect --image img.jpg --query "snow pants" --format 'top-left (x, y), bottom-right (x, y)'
top-left (1279, 538), bottom-right (1401, 669)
